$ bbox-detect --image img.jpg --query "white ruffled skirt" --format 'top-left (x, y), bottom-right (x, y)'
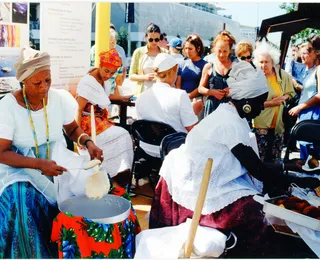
top-left (88, 126), bottom-right (133, 178)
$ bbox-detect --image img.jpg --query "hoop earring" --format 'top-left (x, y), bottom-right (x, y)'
top-left (242, 102), bottom-right (252, 114)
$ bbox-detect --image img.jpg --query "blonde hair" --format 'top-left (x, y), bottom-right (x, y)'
top-left (235, 41), bottom-right (253, 57)
top-left (153, 65), bottom-right (178, 81)
top-left (253, 40), bottom-right (280, 66)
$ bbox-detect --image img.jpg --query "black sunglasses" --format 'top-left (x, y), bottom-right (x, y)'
top-left (148, 38), bottom-right (160, 43)
top-left (240, 55), bottom-right (252, 61)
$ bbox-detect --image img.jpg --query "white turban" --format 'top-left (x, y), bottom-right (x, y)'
top-left (153, 53), bottom-right (178, 72)
top-left (14, 47), bottom-right (50, 82)
top-left (227, 61), bottom-right (268, 100)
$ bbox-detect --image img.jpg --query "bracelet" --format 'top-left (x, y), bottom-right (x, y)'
top-left (77, 133), bottom-right (89, 146)
top-left (84, 138), bottom-right (93, 148)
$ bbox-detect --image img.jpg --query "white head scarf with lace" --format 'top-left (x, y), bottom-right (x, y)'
top-left (228, 61), bottom-right (268, 100)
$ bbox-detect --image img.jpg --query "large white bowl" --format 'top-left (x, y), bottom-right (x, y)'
top-left (59, 194), bottom-right (131, 224)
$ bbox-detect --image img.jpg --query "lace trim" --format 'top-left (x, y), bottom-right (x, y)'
top-left (167, 178), bottom-right (258, 214)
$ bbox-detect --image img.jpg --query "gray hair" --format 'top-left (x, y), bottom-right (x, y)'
top-left (253, 40), bottom-right (280, 66)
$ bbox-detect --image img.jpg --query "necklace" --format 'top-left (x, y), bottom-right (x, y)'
top-left (22, 87), bottom-right (50, 159)
top-left (29, 100), bottom-right (42, 111)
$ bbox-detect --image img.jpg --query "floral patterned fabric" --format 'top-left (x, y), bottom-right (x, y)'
top-left (253, 128), bottom-right (284, 163)
top-left (51, 187), bottom-right (141, 259)
top-left (81, 103), bottom-right (114, 137)
top-left (0, 182), bottom-right (59, 258)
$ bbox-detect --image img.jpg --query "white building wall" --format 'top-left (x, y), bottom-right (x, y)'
top-left (133, 3), bottom-right (241, 47)
top-left (240, 25), bottom-right (257, 45)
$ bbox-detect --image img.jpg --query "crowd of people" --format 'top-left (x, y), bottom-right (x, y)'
top-left (0, 20), bottom-right (320, 258)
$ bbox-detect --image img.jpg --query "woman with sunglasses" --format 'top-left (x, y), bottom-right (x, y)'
top-left (198, 31), bottom-right (236, 117)
top-left (235, 40), bottom-right (253, 64)
top-left (175, 34), bottom-right (207, 118)
top-left (129, 23), bottom-right (168, 95)
top-left (289, 36), bottom-right (320, 160)
top-left (253, 40), bottom-right (295, 163)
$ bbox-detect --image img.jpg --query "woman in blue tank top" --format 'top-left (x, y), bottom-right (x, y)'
top-left (198, 31), bottom-right (236, 117)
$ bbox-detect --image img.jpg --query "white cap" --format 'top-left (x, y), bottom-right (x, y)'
top-left (153, 53), bottom-right (178, 72)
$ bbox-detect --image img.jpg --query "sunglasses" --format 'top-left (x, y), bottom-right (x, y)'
top-left (148, 38), bottom-right (160, 43)
top-left (240, 55), bottom-right (252, 61)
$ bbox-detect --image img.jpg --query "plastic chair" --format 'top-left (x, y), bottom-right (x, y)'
top-left (127, 120), bottom-right (176, 197)
top-left (160, 132), bottom-right (187, 160)
top-left (283, 119), bottom-right (320, 163)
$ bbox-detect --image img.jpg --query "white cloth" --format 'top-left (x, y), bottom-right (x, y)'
top-left (171, 53), bottom-right (184, 65)
top-left (142, 55), bottom-right (156, 91)
top-left (0, 88), bottom-right (84, 204)
top-left (77, 74), bottom-right (133, 177)
top-left (228, 61), bottom-right (268, 100)
top-left (14, 47), bottom-right (51, 82)
top-left (0, 88), bottom-right (77, 147)
top-left (286, 221), bottom-right (320, 258)
top-left (77, 74), bottom-right (112, 109)
top-left (136, 82), bottom-right (198, 157)
top-left (78, 126), bottom-right (133, 177)
top-left (153, 53), bottom-right (178, 72)
top-left (136, 82), bottom-right (198, 133)
top-left (135, 219), bottom-right (228, 259)
top-left (160, 103), bottom-right (261, 214)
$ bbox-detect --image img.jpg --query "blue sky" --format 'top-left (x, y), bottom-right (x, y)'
top-left (217, 2), bottom-right (286, 45)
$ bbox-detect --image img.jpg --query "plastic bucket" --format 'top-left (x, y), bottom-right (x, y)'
top-left (59, 194), bottom-right (131, 224)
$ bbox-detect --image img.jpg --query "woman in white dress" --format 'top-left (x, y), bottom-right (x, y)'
top-left (76, 48), bottom-right (133, 185)
top-left (0, 47), bottom-right (103, 258)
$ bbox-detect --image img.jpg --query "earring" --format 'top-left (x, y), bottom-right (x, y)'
top-left (242, 102), bottom-right (252, 114)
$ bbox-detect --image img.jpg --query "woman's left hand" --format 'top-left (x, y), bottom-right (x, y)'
top-left (86, 141), bottom-right (104, 162)
top-left (289, 104), bottom-right (303, 116)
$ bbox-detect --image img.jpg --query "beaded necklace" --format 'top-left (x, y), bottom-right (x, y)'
top-left (22, 87), bottom-right (50, 159)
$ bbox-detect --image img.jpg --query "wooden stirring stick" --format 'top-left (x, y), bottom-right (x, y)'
top-left (90, 105), bottom-right (99, 172)
top-left (91, 105), bottom-right (96, 144)
top-left (183, 158), bottom-right (213, 258)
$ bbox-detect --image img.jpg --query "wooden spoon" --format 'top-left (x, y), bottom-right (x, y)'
top-left (85, 105), bottom-right (110, 199)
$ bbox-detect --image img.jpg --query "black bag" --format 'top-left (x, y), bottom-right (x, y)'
top-left (283, 94), bottom-right (299, 130)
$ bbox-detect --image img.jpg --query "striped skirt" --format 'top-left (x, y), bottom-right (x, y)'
top-left (0, 182), bottom-right (59, 258)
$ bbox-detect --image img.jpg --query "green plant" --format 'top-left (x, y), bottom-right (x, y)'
top-left (117, 26), bottom-right (128, 54)
top-left (279, 3), bottom-right (320, 44)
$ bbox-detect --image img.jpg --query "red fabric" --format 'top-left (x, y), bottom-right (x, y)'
top-left (51, 187), bottom-right (141, 258)
top-left (81, 103), bottom-right (114, 136)
top-left (99, 48), bottom-right (122, 68)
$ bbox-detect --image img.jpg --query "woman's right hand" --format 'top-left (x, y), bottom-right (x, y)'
top-left (39, 159), bottom-right (67, 176)
top-left (212, 89), bottom-right (226, 100)
top-left (144, 73), bottom-right (155, 81)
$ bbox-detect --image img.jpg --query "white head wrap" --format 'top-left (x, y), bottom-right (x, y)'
top-left (14, 47), bottom-right (50, 82)
top-left (227, 61), bottom-right (268, 100)
top-left (153, 53), bottom-right (178, 72)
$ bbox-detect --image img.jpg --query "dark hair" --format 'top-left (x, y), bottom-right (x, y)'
top-left (309, 34), bottom-right (320, 51)
top-left (145, 23), bottom-right (161, 36)
top-left (160, 32), bottom-right (167, 41)
top-left (185, 34), bottom-right (204, 56)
